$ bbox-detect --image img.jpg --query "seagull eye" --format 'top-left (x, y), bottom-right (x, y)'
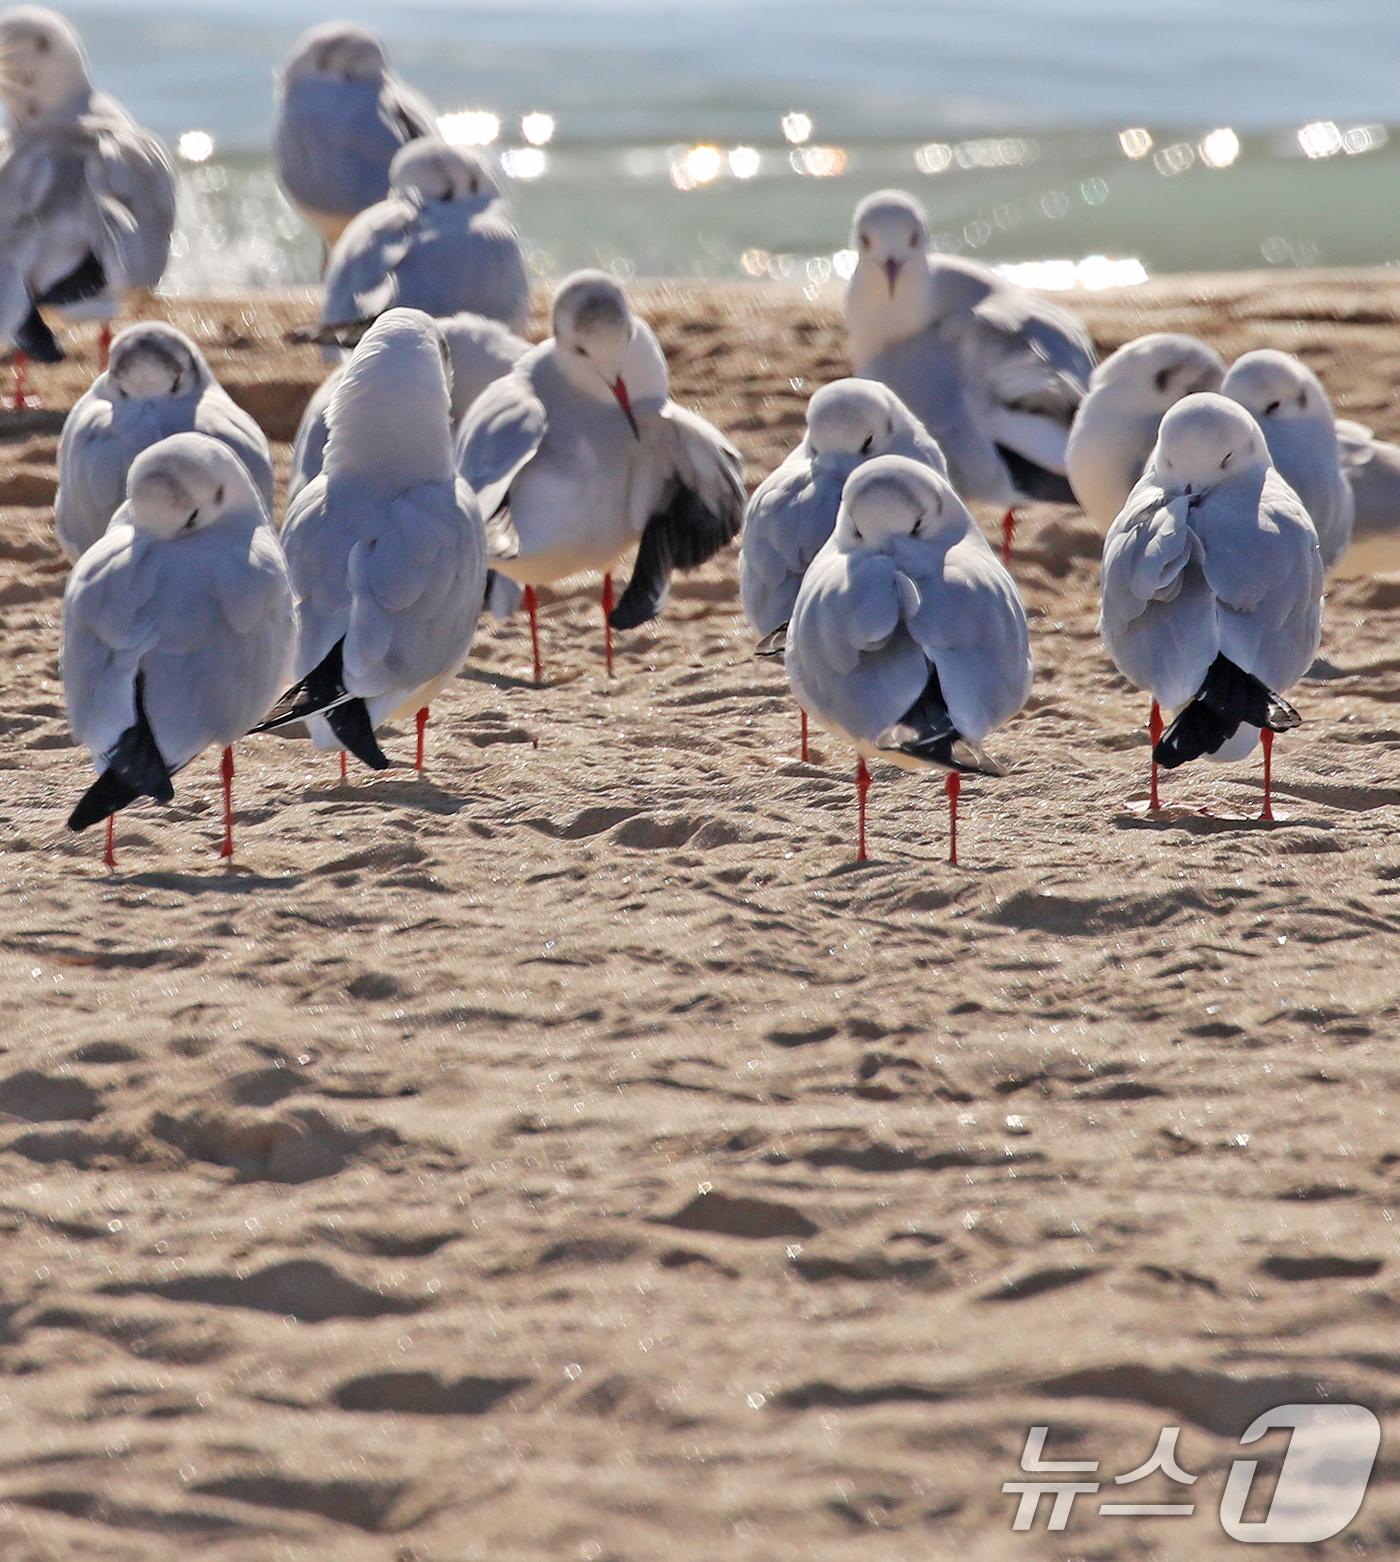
top-left (911, 517), bottom-right (922, 537)
top-left (574, 345), bottom-right (587, 356)
top-left (859, 234), bottom-right (870, 249)
top-left (1297, 390), bottom-right (1308, 409)
top-left (213, 485), bottom-right (223, 506)
top-left (1219, 453), bottom-right (1231, 470)
top-left (1153, 367), bottom-right (1172, 393)
top-left (860, 435), bottom-right (873, 454)
top-left (852, 527), bottom-right (862, 541)
top-left (1264, 399), bottom-right (1280, 415)
top-left (184, 509), bottom-right (199, 530)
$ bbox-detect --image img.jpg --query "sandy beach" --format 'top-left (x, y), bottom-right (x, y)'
top-left (2, 272), bottom-right (1400, 1560)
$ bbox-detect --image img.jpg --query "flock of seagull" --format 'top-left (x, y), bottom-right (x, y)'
top-left (4, 7), bottom-right (1400, 870)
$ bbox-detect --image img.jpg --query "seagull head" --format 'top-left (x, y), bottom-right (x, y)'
top-left (281, 22), bottom-right (387, 85)
top-left (108, 323), bottom-right (205, 400)
top-left (0, 6), bottom-right (92, 125)
top-left (553, 269), bottom-right (668, 436)
top-left (389, 137), bottom-right (498, 203)
top-left (1153, 392), bottom-right (1269, 497)
top-left (1221, 348), bottom-right (1330, 430)
top-left (126, 433), bottom-right (258, 540)
top-left (851, 190), bottom-right (929, 297)
top-left (834, 454), bottom-right (960, 551)
top-left (806, 378), bottom-right (899, 464)
top-left (1090, 332), bottom-right (1226, 411)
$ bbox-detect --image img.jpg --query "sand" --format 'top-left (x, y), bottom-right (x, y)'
top-left (2, 273), bottom-right (1400, 1560)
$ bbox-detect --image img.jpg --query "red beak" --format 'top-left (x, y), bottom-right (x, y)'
top-left (884, 258), bottom-right (901, 296)
top-left (612, 376), bottom-right (639, 438)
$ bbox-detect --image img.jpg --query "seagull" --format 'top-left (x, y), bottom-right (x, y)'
top-left (1334, 419), bottom-right (1400, 575)
top-left (0, 5), bottom-right (175, 398)
top-left (311, 138), bottom-right (531, 346)
top-left (62, 431), bottom-right (296, 866)
top-left (1066, 333), bottom-right (1226, 527)
top-left (739, 377), bottom-right (946, 758)
top-left (289, 310), bottom-right (530, 503)
top-left (55, 320), bottom-right (274, 561)
top-left (1099, 393), bottom-right (1323, 818)
top-left (260, 308), bottom-right (496, 775)
top-left (784, 455), bottom-right (1032, 864)
top-left (456, 269), bottom-right (745, 680)
top-left (1221, 349), bottom-right (1353, 570)
top-left (272, 21), bottom-right (436, 250)
top-left (844, 189), bottom-right (1094, 562)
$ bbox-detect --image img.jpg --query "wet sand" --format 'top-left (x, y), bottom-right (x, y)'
top-left (2, 273), bottom-right (1400, 1560)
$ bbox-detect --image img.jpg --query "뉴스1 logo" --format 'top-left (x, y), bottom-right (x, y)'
top-left (1004, 1404), bottom-right (1380, 1542)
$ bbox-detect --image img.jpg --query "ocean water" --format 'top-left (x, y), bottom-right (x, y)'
top-left (60, 0), bottom-right (1400, 288)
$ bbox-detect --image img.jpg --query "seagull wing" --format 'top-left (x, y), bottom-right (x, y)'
top-left (739, 454), bottom-right (847, 637)
top-left (455, 361), bottom-right (549, 522)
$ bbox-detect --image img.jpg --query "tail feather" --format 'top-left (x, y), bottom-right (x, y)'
top-left (67, 671), bottom-right (172, 830)
top-left (1154, 652), bottom-right (1300, 769)
top-left (874, 664), bottom-right (1007, 777)
top-left (326, 697), bottom-right (390, 770)
top-left (254, 639), bottom-right (354, 732)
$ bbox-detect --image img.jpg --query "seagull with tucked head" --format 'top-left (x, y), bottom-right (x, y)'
top-left (272, 21), bottom-right (437, 250)
top-left (0, 5), bottom-right (174, 388)
top-left (1100, 393), bottom-right (1323, 817)
top-left (55, 320), bottom-right (274, 560)
top-left (784, 455), bottom-right (1032, 864)
top-left (308, 137), bottom-right (531, 346)
top-left (1066, 332), bottom-right (1226, 528)
top-left (62, 431), bottom-right (296, 865)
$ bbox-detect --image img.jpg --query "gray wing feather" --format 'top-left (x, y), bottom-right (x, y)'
top-left (739, 455), bottom-right (848, 636)
top-left (455, 366), bottom-right (549, 519)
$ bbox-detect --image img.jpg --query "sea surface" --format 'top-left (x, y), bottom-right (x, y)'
top-left (61, 0), bottom-right (1400, 289)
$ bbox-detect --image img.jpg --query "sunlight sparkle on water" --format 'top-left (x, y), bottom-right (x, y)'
top-left (438, 110), bottom-right (500, 147)
top-left (500, 148), bottom-right (547, 180)
top-left (1198, 128), bottom-right (1239, 169)
top-left (520, 112), bottom-right (555, 146)
top-left (1118, 128), bottom-right (1153, 160)
top-left (781, 112), bottom-right (813, 145)
top-left (177, 130), bottom-right (215, 163)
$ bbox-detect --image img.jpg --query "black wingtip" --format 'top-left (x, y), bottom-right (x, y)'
top-left (754, 625), bottom-right (788, 658)
top-left (67, 769), bottom-right (140, 832)
top-left (15, 303), bottom-right (64, 364)
top-left (327, 698), bottom-right (391, 770)
top-left (994, 444), bottom-right (1077, 505)
top-left (253, 640), bottom-right (353, 734)
top-left (873, 663), bottom-right (1008, 776)
top-left (1155, 653), bottom-right (1301, 769)
top-left (37, 252), bottom-right (106, 308)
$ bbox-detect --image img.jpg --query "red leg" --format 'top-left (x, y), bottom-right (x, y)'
top-left (11, 349), bottom-right (27, 411)
top-left (601, 573), bottom-right (615, 677)
top-left (98, 321), bottom-right (111, 371)
top-left (946, 770), bottom-right (960, 866)
top-left (523, 584), bottom-right (542, 683)
top-left (1148, 698), bottom-right (1162, 811)
top-left (800, 708), bottom-right (809, 763)
top-left (219, 746), bottom-right (234, 859)
top-left (1001, 508), bottom-right (1016, 566)
top-left (1260, 728), bottom-right (1274, 821)
top-left (339, 750), bottom-right (347, 782)
top-left (856, 756), bottom-right (870, 863)
top-left (415, 705), bottom-right (428, 772)
top-left (104, 813), bottom-right (116, 869)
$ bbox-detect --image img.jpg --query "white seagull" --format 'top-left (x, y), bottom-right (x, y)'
top-left (55, 320), bottom-right (274, 561)
top-left (1066, 332), bottom-right (1226, 527)
top-left (62, 431), bottom-right (296, 865)
top-left (844, 189), bottom-right (1094, 560)
top-left (272, 22), bottom-right (436, 250)
top-left (456, 269), bottom-right (745, 680)
top-left (1221, 348), bottom-right (1353, 570)
top-left (739, 377), bottom-right (946, 760)
top-left (1100, 393), bottom-right (1323, 818)
top-left (0, 6), bottom-right (174, 392)
top-left (784, 455), bottom-right (1033, 864)
top-left (289, 310), bottom-right (530, 503)
top-left (260, 308), bottom-right (496, 775)
top-left (313, 138), bottom-right (530, 344)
